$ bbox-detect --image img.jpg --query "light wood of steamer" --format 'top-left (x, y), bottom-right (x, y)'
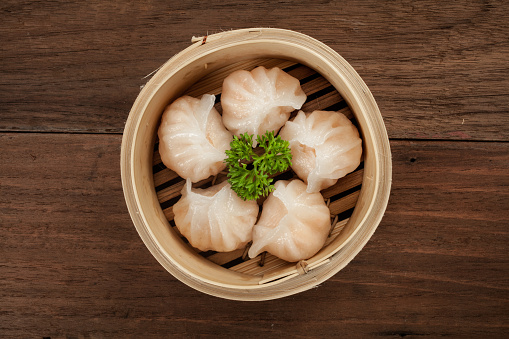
top-left (121, 28), bottom-right (391, 300)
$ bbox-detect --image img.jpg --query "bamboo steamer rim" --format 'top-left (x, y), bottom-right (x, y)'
top-left (121, 28), bottom-right (392, 301)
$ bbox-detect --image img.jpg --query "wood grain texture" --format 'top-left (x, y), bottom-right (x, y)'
top-left (1, 0), bottom-right (508, 140)
top-left (1, 0), bottom-right (508, 336)
top-left (1, 133), bottom-right (507, 337)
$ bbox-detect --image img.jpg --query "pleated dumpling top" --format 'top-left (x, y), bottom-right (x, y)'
top-left (221, 66), bottom-right (306, 141)
top-left (280, 110), bottom-right (362, 193)
top-left (248, 180), bottom-right (331, 262)
top-left (174, 179), bottom-right (259, 252)
top-left (158, 94), bottom-right (232, 182)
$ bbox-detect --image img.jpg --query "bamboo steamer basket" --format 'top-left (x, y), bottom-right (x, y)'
top-left (121, 28), bottom-right (391, 301)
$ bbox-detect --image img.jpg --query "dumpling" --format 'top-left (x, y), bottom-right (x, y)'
top-left (279, 110), bottom-right (362, 193)
top-left (173, 179), bottom-right (259, 252)
top-left (158, 94), bottom-right (233, 183)
top-left (221, 66), bottom-right (306, 140)
top-left (248, 180), bottom-right (331, 262)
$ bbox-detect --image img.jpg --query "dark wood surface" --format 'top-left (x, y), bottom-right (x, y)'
top-left (1, 1), bottom-right (508, 337)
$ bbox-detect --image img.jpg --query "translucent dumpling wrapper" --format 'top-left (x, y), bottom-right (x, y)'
top-left (158, 94), bottom-right (233, 183)
top-left (173, 179), bottom-right (259, 252)
top-left (221, 66), bottom-right (306, 142)
top-left (248, 180), bottom-right (331, 262)
top-left (280, 110), bottom-right (362, 193)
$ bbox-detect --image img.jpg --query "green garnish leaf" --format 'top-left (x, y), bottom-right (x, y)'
top-left (225, 131), bottom-right (292, 201)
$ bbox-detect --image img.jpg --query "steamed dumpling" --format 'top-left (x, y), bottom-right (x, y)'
top-left (280, 110), bottom-right (362, 193)
top-left (173, 179), bottom-right (259, 252)
top-left (158, 94), bottom-right (233, 182)
top-left (221, 66), bottom-right (306, 139)
top-left (248, 180), bottom-right (331, 262)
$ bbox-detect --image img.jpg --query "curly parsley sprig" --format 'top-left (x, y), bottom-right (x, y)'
top-left (225, 131), bottom-right (292, 201)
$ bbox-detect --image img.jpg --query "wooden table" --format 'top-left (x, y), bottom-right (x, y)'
top-left (1, 1), bottom-right (508, 337)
